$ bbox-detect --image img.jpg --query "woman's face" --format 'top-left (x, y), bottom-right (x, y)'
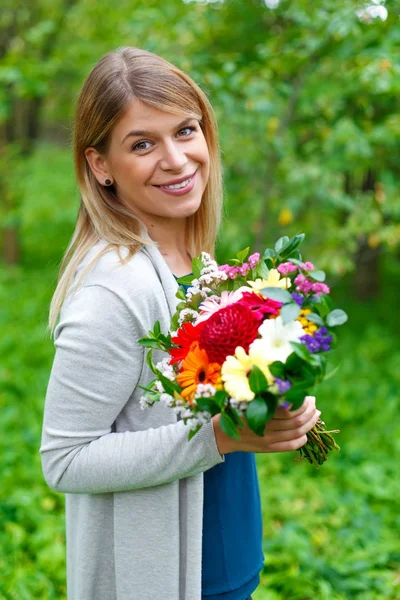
top-left (86, 98), bottom-right (210, 224)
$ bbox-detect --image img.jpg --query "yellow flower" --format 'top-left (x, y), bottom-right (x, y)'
top-left (247, 269), bottom-right (291, 292)
top-left (297, 309), bottom-right (318, 335)
top-left (221, 346), bottom-right (273, 402)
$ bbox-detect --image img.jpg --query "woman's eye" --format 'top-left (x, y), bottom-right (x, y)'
top-left (131, 140), bottom-right (152, 152)
top-left (177, 125), bottom-right (197, 137)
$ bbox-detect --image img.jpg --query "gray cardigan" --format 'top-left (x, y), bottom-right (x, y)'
top-left (39, 237), bottom-right (225, 600)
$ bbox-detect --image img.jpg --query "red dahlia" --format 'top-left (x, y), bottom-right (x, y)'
top-left (198, 303), bottom-right (260, 364)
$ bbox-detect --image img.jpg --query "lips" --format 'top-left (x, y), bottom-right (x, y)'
top-left (153, 170), bottom-right (197, 187)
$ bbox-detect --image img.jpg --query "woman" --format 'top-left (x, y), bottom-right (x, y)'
top-left (40, 46), bottom-right (320, 600)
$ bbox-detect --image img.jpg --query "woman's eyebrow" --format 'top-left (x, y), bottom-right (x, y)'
top-left (120, 117), bottom-right (195, 145)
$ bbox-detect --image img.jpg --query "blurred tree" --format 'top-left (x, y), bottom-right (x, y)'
top-left (0, 0), bottom-right (79, 264)
top-left (0, 0), bottom-right (194, 265)
top-left (184, 0), bottom-right (400, 298)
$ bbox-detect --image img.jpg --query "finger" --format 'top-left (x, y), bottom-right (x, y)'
top-left (266, 434), bottom-right (308, 453)
top-left (267, 409), bottom-right (321, 443)
top-left (274, 395), bottom-right (315, 420)
top-left (268, 402), bottom-right (318, 432)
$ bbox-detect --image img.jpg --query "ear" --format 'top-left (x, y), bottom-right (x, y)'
top-left (84, 147), bottom-right (112, 185)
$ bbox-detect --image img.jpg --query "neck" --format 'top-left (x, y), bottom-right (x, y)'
top-left (141, 215), bottom-right (190, 261)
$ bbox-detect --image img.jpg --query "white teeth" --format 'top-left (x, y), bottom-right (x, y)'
top-left (159, 176), bottom-right (192, 190)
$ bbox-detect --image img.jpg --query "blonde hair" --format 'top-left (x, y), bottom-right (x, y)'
top-left (48, 46), bottom-right (223, 335)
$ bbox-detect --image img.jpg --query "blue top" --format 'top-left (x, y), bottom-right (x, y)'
top-left (173, 275), bottom-right (264, 600)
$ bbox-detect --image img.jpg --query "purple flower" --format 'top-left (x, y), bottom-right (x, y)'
top-left (291, 292), bottom-right (305, 306)
top-left (300, 334), bottom-right (321, 353)
top-left (300, 327), bottom-right (333, 353)
top-left (275, 378), bottom-right (292, 394)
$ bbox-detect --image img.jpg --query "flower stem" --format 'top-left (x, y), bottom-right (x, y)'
top-left (298, 418), bottom-right (340, 467)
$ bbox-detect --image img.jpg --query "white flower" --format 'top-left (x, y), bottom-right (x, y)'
top-left (178, 308), bottom-right (199, 326)
top-left (140, 395), bottom-right (152, 410)
top-left (154, 380), bottom-right (164, 393)
top-left (250, 316), bottom-right (305, 363)
top-left (160, 393), bottom-right (175, 407)
top-left (194, 383), bottom-right (217, 399)
top-left (155, 357), bottom-right (175, 381)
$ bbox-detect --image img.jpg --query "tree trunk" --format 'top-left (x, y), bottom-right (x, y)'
top-left (2, 226), bottom-right (20, 265)
top-left (353, 236), bottom-right (381, 300)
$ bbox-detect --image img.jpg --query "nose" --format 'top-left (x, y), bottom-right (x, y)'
top-left (159, 139), bottom-right (188, 172)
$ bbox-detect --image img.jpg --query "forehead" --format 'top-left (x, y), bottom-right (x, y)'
top-left (113, 98), bottom-right (194, 142)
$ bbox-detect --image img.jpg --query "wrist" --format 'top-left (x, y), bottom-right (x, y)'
top-left (212, 414), bottom-right (235, 455)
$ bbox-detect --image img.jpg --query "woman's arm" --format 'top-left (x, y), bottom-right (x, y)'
top-left (39, 284), bottom-right (224, 495)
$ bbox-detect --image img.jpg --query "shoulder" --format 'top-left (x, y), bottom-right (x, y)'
top-left (75, 239), bottom-right (162, 299)
top-left (61, 239), bottom-right (170, 323)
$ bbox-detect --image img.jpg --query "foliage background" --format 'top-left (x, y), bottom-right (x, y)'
top-left (1, 1), bottom-right (399, 598)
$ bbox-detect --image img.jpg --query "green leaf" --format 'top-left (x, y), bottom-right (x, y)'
top-left (260, 286), bottom-right (292, 303)
top-left (268, 361), bottom-right (286, 378)
top-left (137, 338), bottom-right (162, 349)
top-left (176, 275), bottom-right (194, 286)
top-left (309, 353), bottom-right (323, 369)
top-left (285, 384), bottom-right (310, 409)
top-left (264, 392), bottom-right (278, 420)
top-left (188, 425), bottom-right (202, 440)
top-left (255, 260), bottom-right (270, 279)
top-left (309, 269), bottom-right (326, 282)
top-left (323, 363), bottom-right (341, 381)
top-left (280, 302), bottom-right (301, 324)
top-left (146, 348), bottom-right (157, 374)
top-left (214, 390), bottom-right (228, 408)
top-left (246, 396), bottom-right (268, 436)
top-left (249, 365), bottom-right (269, 395)
top-left (306, 313), bottom-right (325, 326)
top-left (153, 321), bottom-right (161, 337)
top-left (170, 312), bottom-right (180, 332)
top-left (290, 341), bottom-right (312, 361)
top-left (275, 236), bottom-right (290, 254)
top-left (327, 309), bottom-right (348, 327)
top-left (194, 397), bottom-right (219, 415)
top-left (263, 248), bottom-right (276, 260)
top-left (285, 351), bottom-right (304, 373)
top-left (236, 247), bottom-right (250, 263)
top-left (157, 372), bottom-right (180, 396)
top-left (279, 233), bottom-right (305, 259)
top-left (176, 287), bottom-right (187, 300)
top-left (229, 406), bottom-right (245, 427)
top-left (219, 412), bottom-right (240, 439)
top-left (192, 256), bottom-right (204, 279)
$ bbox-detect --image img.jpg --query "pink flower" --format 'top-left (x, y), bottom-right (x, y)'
top-left (195, 290), bottom-right (244, 324)
top-left (312, 282), bottom-right (330, 296)
top-left (278, 262), bottom-right (298, 275)
top-left (302, 261), bottom-right (315, 271)
top-left (249, 253), bottom-right (260, 268)
top-left (240, 262), bottom-right (250, 276)
top-left (237, 291), bottom-right (282, 321)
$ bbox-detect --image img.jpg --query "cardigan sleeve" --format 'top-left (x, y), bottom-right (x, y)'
top-left (39, 283), bottom-right (224, 495)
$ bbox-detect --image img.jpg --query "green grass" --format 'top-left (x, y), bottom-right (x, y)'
top-left (1, 261), bottom-right (399, 599)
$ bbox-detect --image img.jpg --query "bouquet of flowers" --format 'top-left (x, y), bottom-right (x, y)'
top-left (139, 234), bottom-right (347, 466)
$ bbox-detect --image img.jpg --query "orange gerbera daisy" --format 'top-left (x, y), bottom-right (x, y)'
top-left (177, 344), bottom-right (222, 404)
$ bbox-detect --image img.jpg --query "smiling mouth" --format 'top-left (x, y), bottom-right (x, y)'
top-left (153, 170), bottom-right (197, 190)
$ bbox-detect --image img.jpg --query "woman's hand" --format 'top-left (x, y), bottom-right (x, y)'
top-left (212, 396), bottom-right (320, 455)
